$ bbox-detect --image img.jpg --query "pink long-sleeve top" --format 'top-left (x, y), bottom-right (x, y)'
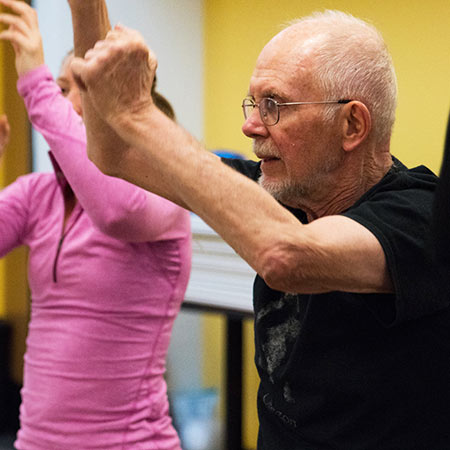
top-left (0, 65), bottom-right (191, 449)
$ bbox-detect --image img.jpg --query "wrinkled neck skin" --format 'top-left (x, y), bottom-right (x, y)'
top-left (285, 142), bottom-right (393, 221)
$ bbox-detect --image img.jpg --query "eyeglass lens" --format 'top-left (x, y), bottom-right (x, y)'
top-left (242, 98), bottom-right (279, 126)
top-left (260, 98), bottom-right (278, 125)
top-left (242, 100), bottom-right (254, 121)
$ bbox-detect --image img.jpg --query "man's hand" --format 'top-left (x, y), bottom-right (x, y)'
top-left (71, 25), bottom-right (156, 128)
top-left (0, 114), bottom-right (10, 159)
top-left (0, 0), bottom-right (44, 76)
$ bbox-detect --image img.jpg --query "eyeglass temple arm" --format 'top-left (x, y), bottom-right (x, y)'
top-left (280, 99), bottom-right (352, 106)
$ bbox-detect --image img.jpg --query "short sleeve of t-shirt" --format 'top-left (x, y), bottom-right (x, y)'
top-left (221, 158), bottom-right (261, 181)
top-left (343, 161), bottom-right (450, 326)
top-left (222, 156), bottom-right (448, 326)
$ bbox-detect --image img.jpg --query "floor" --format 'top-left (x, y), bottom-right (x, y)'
top-left (0, 433), bottom-right (15, 450)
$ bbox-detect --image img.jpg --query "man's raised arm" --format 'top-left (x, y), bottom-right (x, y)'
top-left (71, 26), bottom-right (392, 296)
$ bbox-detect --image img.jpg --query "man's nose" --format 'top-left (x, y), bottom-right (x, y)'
top-left (242, 108), bottom-right (269, 139)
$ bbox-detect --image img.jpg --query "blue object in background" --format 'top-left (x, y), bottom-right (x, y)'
top-left (171, 388), bottom-right (219, 450)
top-left (213, 149), bottom-right (246, 160)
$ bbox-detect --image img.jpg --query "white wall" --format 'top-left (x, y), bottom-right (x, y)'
top-left (32, 0), bottom-right (205, 392)
top-left (32, 0), bottom-right (204, 171)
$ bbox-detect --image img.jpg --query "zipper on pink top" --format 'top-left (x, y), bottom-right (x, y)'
top-left (52, 206), bottom-right (83, 283)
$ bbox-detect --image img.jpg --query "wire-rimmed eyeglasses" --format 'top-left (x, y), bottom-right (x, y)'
top-left (242, 97), bottom-right (352, 126)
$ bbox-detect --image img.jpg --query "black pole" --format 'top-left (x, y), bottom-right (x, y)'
top-left (225, 315), bottom-right (243, 450)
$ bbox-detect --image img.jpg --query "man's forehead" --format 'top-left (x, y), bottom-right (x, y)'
top-left (247, 25), bottom-right (325, 96)
top-left (260, 23), bottom-right (327, 64)
top-left (248, 69), bottom-right (289, 98)
top-left (249, 50), bottom-right (313, 98)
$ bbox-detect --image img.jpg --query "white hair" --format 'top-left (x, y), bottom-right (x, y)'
top-left (288, 10), bottom-right (398, 146)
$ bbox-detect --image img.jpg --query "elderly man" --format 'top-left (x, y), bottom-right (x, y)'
top-left (69, 2), bottom-right (450, 449)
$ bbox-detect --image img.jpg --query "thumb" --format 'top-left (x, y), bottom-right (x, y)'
top-left (70, 57), bottom-right (87, 91)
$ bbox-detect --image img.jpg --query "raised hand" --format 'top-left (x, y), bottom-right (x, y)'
top-left (0, 0), bottom-right (44, 76)
top-left (70, 24), bottom-right (156, 128)
top-left (0, 114), bottom-right (10, 159)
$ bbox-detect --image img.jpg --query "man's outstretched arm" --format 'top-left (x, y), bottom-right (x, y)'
top-left (71, 26), bottom-right (392, 295)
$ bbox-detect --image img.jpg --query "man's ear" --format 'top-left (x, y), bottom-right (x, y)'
top-left (340, 101), bottom-right (371, 151)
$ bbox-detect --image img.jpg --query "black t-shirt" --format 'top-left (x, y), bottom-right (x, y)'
top-left (223, 157), bottom-right (450, 450)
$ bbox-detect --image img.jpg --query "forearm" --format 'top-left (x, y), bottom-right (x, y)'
top-left (68, 0), bottom-right (124, 186)
top-left (67, 22), bottom-right (393, 294)
top-left (108, 107), bottom-right (392, 294)
top-left (108, 107), bottom-right (300, 268)
top-left (67, 0), bottom-right (111, 57)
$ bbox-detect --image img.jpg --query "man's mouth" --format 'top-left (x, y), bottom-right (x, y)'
top-left (253, 141), bottom-right (281, 163)
top-left (260, 156), bottom-right (280, 162)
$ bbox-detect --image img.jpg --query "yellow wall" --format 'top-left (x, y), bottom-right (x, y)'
top-left (203, 1), bottom-right (450, 448)
top-left (204, 0), bottom-right (450, 170)
top-left (1, 0), bottom-right (449, 444)
top-left (0, 4), bottom-right (31, 383)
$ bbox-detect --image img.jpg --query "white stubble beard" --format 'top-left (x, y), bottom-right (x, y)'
top-left (254, 140), bottom-right (317, 206)
top-left (254, 139), bottom-right (345, 207)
